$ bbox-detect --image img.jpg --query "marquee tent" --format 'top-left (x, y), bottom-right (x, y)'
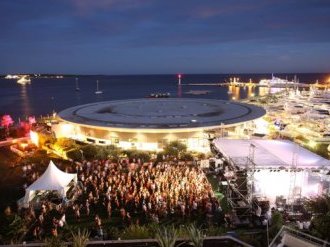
top-left (23, 161), bottom-right (77, 206)
top-left (213, 139), bottom-right (330, 169)
top-left (213, 139), bottom-right (330, 201)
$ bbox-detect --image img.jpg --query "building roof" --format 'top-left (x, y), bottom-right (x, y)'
top-left (58, 98), bottom-right (266, 129)
top-left (214, 139), bottom-right (330, 168)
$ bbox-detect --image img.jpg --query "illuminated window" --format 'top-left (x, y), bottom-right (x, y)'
top-left (86, 138), bottom-right (95, 143)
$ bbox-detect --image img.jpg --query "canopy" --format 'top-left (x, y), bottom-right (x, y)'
top-left (213, 139), bottom-right (330, 169)
top-left (23, 161), bottom-right (77, 205)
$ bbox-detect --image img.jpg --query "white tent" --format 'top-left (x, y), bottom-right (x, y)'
top-left (23, 161), bottom-right (77, 205)
top-left (213, 139), bottom-right (330, 168)
top-left (213, 139), bottom-right (330, 202)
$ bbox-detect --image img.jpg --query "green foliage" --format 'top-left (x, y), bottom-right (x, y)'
top-left (306, 194), bottom-right (330, 214)
top-left (71, 228), bottom-right (90, 247)
top-left (180, 152), bottom-right (194, 161)
top-left (0, 214), bottom-right (28, 244)
top-left (66, 144), bottom-right (122, 161)
top-left (66, 149), bottom-right (83, 161)
top-left (45, 236), bottom-right (67, 247)
top-left (310, 214), bottom-right (330, 240)
top-left (204, 225), bottom-right (226, 236)
top-left (196, 152), bottom-right (206, 160)
top-left (123, 149), bottom-right (151, 163)
top-left (102, 145), bottom-right (122, 161)
top-left (107, 226), bottom-right (121, 240)
top-left (163, 141), bottom-right (187, 159)
top-left (155, 226), bottom-right (179, 247)
top-left (121, 224), bottom-right (151, 240)
top-left (269, 211), bottom-right (283, 238)
top-left (306, 195), bottom-right (330, 240)
top-left (80, 144), bottom-right (98, 160)
top-left (186, 224), bottom-right (205, 247)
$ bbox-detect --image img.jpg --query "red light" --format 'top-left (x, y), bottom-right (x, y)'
top-left (178, 74), bottom-right (182, 78)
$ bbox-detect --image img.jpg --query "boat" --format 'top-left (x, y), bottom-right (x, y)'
top-left (95, 80), bottom-right (103, 94)
top-left (5, 74), bottom-right (19, 79)
top-left (75, 78), bottom-right (80, 91)
top-left (147, 92), bottom-right (170, 98)
top-left (259, 74), bottom-right (296, 86)
top-left (17, 75), bottom-right (31, 85)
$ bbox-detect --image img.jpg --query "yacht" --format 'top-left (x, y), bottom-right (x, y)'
top-left (259, 74), bottom-right (296, 86)
top-left (17, 75), bottom-right (31, 85)
top-left (5, 74), bottom-right (19, 79)
top-left (95, 80), bottom-right (103, 94)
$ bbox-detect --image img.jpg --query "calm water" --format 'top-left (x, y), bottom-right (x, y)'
top-left (0, 73), bottom-right (328, 120)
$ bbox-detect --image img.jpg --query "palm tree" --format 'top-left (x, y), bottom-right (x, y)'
top-left (156, 226), bottom-right (181, 247)
top-left (186, 224), bottom-right (205, 247)
top-left (71, 228), bottom-right (90, 247)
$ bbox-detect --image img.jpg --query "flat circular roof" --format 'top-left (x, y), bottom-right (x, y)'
top-left (58, 98), bottom-right (266, 129)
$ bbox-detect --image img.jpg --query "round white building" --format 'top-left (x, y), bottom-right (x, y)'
top-left (53, 98), bottom-right (266, 151)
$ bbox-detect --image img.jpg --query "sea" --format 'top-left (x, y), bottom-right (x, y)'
top-left (0, 73), bottom-right (328, 120)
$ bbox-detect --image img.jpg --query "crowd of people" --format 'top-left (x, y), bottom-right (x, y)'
top-left (17, 158), bottom-right (221, 240)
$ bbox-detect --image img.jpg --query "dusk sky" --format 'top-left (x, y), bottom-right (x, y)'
top-left (0, 0), bottom-right (329, 74)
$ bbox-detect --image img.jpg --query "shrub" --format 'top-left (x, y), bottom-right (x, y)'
top-left (163, 141), bottom-right (187, 159)
top-left (186, 224), bottom-right (204, 247)
top-left (71, 228), bottom-right (90, 247)
top-left (155, 226), bottom-right (179, 247)
top-left (45, 236), bottom-right (67, 247)
top-left (120, 224), bottom-right (151, 240)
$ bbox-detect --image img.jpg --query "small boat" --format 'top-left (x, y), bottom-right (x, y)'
top-left (95, 80), bottom-right (103, 94)
top-left (75, 78), bottom-right (80, 91)
top-left (5, 74), bottom-right (19, 79)
top-left (147, 92), bottom-right (170, 98)
top-left (17, 75), bottom-right (31, 85)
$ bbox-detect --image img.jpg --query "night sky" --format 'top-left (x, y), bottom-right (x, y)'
top-left (0, 0), bottom-right (329, 74)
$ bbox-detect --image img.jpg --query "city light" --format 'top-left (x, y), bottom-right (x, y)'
top-left (29, 130), bottom-right (39, 146)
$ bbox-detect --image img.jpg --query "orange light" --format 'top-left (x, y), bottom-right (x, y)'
top-left (20, 143), bottom-right (28, 149)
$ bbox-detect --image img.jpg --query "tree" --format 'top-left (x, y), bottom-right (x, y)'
top-left (1, 115), bottom-right (14, 136)
top-left (124, 149), bottom-right (151, 163)
top-left (81, 145), bottom-right (98, 160)
top-left (67, 149), bottom-right (83, 161)
top-left (180, 152), bottom-right (194, 161)
top-left (306, 195), bottom-right (330, 240)
top-left (269, 211), bottom-right (283, 239)
top-left (104, 145), bottom-right (121, 161)
top-left (163, 141), bottom-right (187, 159)
top-left (1, 115), bottom-right (14, 129)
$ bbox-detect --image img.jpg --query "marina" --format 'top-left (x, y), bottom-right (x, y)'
top-left (1, 0), bottom-right (330, 246)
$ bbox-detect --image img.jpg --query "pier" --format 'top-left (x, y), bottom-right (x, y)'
top-left (182, 82), bottom-right (315, 88)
